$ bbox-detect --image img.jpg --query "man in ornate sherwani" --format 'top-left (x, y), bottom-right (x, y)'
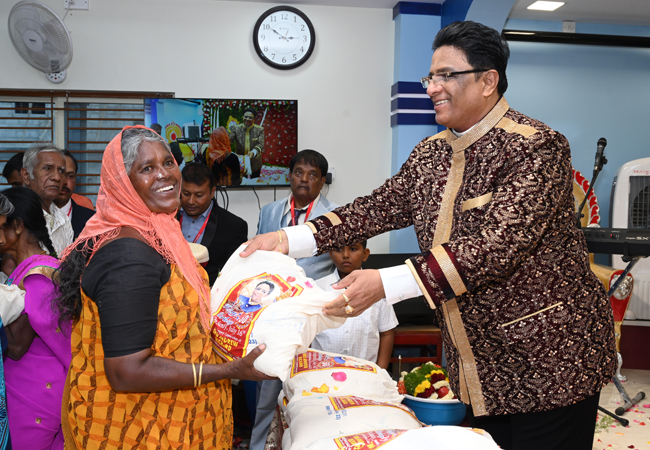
top-left (228, 108), bottom-right (264, 179)
top-left (244, 21), bottom-right (617, 450)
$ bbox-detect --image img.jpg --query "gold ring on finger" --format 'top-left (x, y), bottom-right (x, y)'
top-left (345, 305), bottom-right (354, 315)
top-left (342, 293), bottom-right (350, 304)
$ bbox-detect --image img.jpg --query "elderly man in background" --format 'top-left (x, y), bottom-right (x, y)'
top-left (257, 149), bottom-right (337, 280)
top-left (54, 149), bottom-right (95, 239)
top-left (21, 145), bottom-right (73, 255)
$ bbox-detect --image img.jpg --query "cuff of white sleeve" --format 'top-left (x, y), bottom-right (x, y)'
top-left (379, 264), bottom-right (423, 306)
top-left (282, 225), bottom-right (317, 258)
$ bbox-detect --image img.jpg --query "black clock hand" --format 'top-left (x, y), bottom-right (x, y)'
top-left (271, 28), bottom-right (287, 40)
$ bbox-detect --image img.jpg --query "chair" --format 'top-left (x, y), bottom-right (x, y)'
top-left (390, 324), bottom-right (442, 367)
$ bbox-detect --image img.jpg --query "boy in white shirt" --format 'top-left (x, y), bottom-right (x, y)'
top-left (313, 240), bottom-right (398, 369)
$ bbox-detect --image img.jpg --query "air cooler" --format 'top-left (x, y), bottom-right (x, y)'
top-left (610, 157), bottom-right (650, 320)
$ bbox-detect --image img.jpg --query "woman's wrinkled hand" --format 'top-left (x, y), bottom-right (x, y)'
top-left (230, 344), bottom-right (277, 382)
top-left (239, 231), bottom-right (288, 258)
top-left (322, 269), bottom-right (385, 318)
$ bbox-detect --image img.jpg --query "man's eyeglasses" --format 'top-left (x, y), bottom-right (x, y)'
top-left (420, 69), bottom-right (488, 88)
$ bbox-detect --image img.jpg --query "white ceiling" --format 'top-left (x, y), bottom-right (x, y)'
top-left (508, 0), bottom-right (650, 26)
top-left (217, 0), bottom-right (650, 27)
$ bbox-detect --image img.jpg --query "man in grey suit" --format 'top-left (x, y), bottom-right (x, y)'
top-left (250, 149), bottom-right (337, 450)
top-left (256, 149), bottom-right (337, 280)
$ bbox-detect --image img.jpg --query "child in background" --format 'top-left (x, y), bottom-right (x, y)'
top-left (313, 240), bottom-right (398, 369)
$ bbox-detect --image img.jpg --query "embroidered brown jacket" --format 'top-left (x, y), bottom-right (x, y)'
top-left (228, 123), bottom-right (264, 175)
top-left (306, 98), bottom-right (617, 416)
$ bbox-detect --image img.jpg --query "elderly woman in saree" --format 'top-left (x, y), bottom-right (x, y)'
top-left (1, 187), bottom-right (68, 450)
top-left (54, 126), bottom-right (271, 450)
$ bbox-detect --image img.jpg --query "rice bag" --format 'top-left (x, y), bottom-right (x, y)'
top-left (283, 349), bottom-right (403, 404)
top-left (304, 426), bottom-right (500, 450)
top-left (210, 246), bottom-right (345, 380)
top-left (283, 395), bottom-right (422, 450)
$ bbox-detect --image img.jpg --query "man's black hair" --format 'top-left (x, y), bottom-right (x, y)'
top-left (289, 149), bottom-right (328, 178)
top-left (243, 108), bottom-right (257, 117)
top-left (256, 280), bottom-right (275, 295)
top-left (61, 149), bottom-right (78, 173)
top-left (433, 21), bottom-right (510, 95)
top-left (182, 162), bottom-right (216, 189)
top-left (2, 152), bottom-right (24, 180)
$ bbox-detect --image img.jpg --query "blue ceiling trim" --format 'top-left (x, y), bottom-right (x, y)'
top-left (391, 81), bottom-right (427, 96)
top-left (440, 0), bottom-right (472, 28)
top-left (393, 2), bottom-right (443, 20)
top-left (391, 113), bottom-right (438, 127)
top-left (391, 97), bottom-right (434, 111)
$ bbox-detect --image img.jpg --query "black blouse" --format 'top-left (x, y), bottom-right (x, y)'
top-left (81, 238), bottom-right (171, 358)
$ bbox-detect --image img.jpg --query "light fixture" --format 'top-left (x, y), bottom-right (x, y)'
top-left (527, 1), bottom-right (565, 11)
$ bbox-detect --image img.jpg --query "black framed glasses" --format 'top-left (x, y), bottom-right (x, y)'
top-left (420, 69), bottom-right (488, 88)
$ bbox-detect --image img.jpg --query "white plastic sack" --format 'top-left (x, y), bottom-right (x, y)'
top-left (283, 395), bottom-right (422, 450)
top-left (283, 350), bottom-right (403, 404)
top-left (304, 426), bottom-right (499, 450)
top-left (210, 246), bottom-right (345, 380)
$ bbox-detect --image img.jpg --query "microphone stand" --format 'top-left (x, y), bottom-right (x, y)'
top-left (577, 142), bottom-right (648, 424)
top-left (576, 155), bottom-right (607, 228)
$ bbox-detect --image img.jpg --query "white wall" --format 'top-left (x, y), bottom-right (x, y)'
top-left (0, 0), bottom-right (395, 251)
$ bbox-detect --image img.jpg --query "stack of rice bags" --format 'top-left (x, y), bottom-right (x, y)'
top-left (280, 349), bottom-right (418, 449)
top-left (210, 249), bottom-right (499, 449)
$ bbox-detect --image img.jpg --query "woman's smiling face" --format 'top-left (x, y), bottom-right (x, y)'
top-left (128, 141), bottom-right (181, 214)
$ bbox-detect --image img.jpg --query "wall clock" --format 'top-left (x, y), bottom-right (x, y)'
top-left (253, 6), bottom-right (316, 70)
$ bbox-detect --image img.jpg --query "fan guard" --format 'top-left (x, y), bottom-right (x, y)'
top-left (629, 178), bottom-right (650, 229)
top-left (7, 1), bottom-right (73, 83)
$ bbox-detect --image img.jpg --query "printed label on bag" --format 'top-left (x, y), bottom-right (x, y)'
top-left (290, 350), bottom-right (378, 378)
top-left (333, 429), bottom-right (407, 449)
top-left (211, 272), bottom-right (303, 360)
top-left (328, 396), bottom-right (416, 418)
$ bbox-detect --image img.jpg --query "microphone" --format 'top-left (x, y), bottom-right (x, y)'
top-left (594, 137), bottom-right (607, 176)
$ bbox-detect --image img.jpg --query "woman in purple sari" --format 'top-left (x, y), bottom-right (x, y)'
top-left (1, 187), bottom-right (70, 450)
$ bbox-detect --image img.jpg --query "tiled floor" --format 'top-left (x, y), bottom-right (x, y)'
top-left (593, 368), bottom-right (649, 450)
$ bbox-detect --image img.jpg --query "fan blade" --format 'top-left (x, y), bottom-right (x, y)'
top-left (42, 18), bottom-right (71, 52)
top-left (25, 46), bottom-right (50, 71)
top-left (42, 41), bottom-right (63, 69)
top-left (14, 17), bottom-right (45, 39)
top-left (10, 5), bottom-right (40, 24)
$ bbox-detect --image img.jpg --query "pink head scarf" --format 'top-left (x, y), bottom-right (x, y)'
top-left (60, 125), bottom-right (210, 329)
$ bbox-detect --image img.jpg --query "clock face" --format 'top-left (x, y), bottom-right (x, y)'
top-left (253, 6), bottom-right (315, 70)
